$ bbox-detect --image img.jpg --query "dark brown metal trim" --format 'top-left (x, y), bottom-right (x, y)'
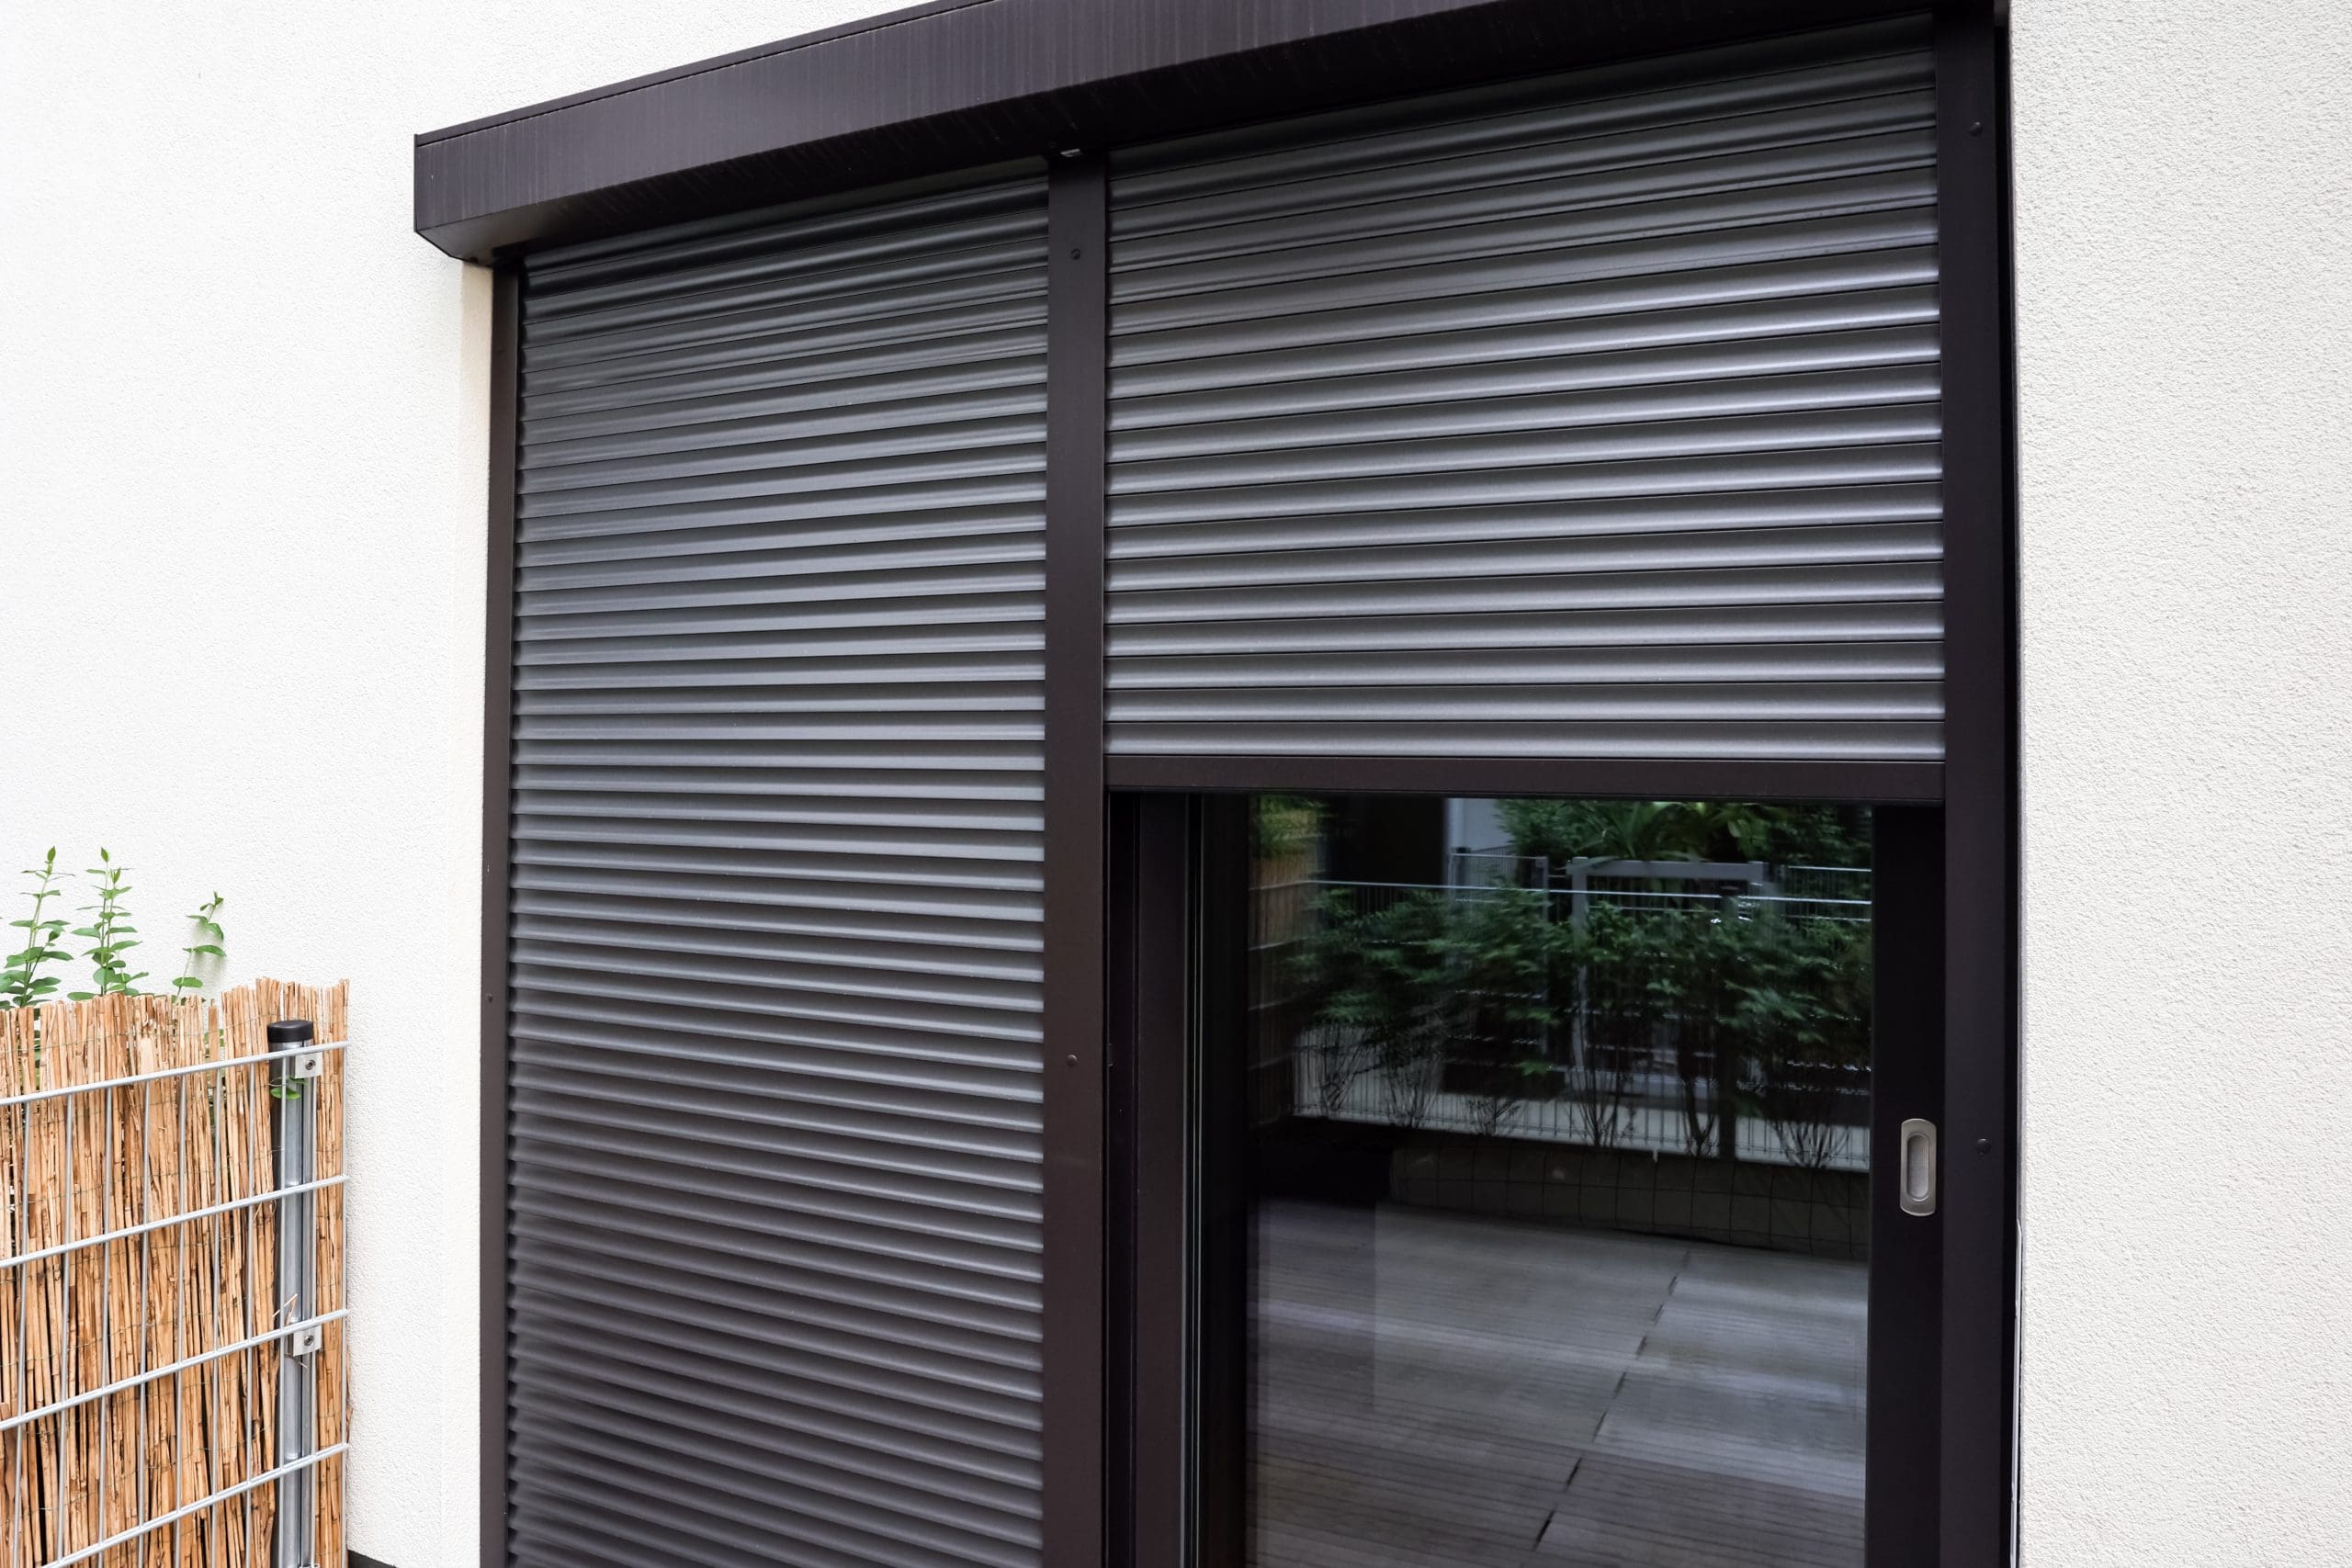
top-left (1104, 754), bottom-right (1946, 806)
top-left (1868, 805), bottom-right (1946, 1566)
top-left (1932, 5), bottom-right (2019, 1562)
top-left (1041, 152), bottom-right (1110, 1568)
top-left (1127, 795), bottom-right (1963, 1568)
top-left (413, 0), bottom-right (1919, 261)
top-left (1189, 795), bottom-right (1252, 1568)
top-left (415, 0), bottom-right (989, 145)
top-left (1107, 793), bottom-right (1194, 1568)
top-left (478, 262), bottom-right (522, 1568)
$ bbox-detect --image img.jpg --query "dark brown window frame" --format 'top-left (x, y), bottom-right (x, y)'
top-left (1109, 793), bottom-right (1951, 1567)
top-left (447, 3), bottom-right (2017, 1564)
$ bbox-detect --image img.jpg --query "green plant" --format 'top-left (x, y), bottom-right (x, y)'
top-left (176, 892), bottom-right (228, 994)
top-left (1285, 852), bottom-right (1873, 1165)
top-left (1250, 795), bottom-right (1325, 863)
top-left (1293, 889), bottom-right (1452, 1127)
top-left (1499, 799), bottom-right (1692, 863)
top-left (1687, 803), bottom-right (1871, 869)
top-left (1595, 899), bottom-right (1874, 1168)
top-left (1564, 902), bottom-right (1679, 1148)
top-left (1294, 886), bottom-right (1570, 1136)
top-left (3, 848), bottom-right (74, 1009)
top-left (4, 849), bottom-right (234, 1010)
top-left (1498, 798), bottom-right (1872, 870)
top-left (66, 849), bottom-right (146, 1000)
top-left (1439, 886), bottom-right (1555, 1135)
top-left (1727, 912), bottom-right (1871, 1173)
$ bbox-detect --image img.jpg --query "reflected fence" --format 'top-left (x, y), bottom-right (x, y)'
top-left (1251, 860), bottom-right (1874, 1177)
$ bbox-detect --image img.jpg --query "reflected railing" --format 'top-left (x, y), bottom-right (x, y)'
top-left (1250, 862), bottom-right (1874, 1176)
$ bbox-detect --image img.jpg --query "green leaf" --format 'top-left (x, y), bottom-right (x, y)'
top-left (189, 944), bottom-right (225, 957)
top-left (172, 976), bottom-right (204, 990)
top-left (66, 990), bottom-right (93, 1001)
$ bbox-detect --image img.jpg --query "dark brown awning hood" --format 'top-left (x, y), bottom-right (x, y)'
top-left (413, 0), bottom-right (1917, 263)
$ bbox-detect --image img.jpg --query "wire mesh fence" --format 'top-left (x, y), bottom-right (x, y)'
top-left (0, 982), bottom-right (348, 1568)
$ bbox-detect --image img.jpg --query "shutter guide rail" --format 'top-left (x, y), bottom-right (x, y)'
top-left (1040, 149), bottom-right (1110, 1568)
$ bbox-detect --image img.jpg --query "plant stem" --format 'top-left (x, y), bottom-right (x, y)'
top-left (3, 848), bottom-right (72, 1010)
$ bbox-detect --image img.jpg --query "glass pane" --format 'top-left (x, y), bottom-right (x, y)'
top-left (1236, 795), bottom-right (1872, 1567)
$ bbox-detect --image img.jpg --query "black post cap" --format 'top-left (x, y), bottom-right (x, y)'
top-left (267, 1019), bottom-right (316, 1046)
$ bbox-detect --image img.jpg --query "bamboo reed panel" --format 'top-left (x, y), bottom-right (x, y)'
top-left (1, 983), bottom-right (348, 1568)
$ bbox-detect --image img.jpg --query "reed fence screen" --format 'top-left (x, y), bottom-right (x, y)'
top-left (0, 982), bottom-right (348, 1568)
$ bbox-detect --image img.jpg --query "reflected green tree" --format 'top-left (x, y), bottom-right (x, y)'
top-left (1438, 886), bottom-right (1554, 1137)
top-left (1732, 913), bottom-right (1872, 1173)
top-left (1294, 890), bottom-right (1451, 1127)
top-left (1566, 903), bottom-right (1671, 1149)
top-left (1499, 798), bottom-right (1869, 869)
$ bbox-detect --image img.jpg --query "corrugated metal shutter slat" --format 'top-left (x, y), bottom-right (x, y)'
top-left (508, 171), bottom-right (1047, 1568)
top-left (1105, 22), bottom-right (1944, 762)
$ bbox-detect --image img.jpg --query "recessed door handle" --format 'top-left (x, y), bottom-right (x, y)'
top-left (1899, 1118), bottom-right (1938, 1216)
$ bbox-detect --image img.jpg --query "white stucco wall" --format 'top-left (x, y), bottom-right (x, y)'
top-left (2011, 1), bottom-right (2352, 1563)
top-left (7, 2), bottom-right (2352, 1564)
top-left (0, 6), bottom-right (897, 1565)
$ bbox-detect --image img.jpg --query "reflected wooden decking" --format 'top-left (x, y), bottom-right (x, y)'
top-left (1251, 1201), bottom-right (1867, 1568)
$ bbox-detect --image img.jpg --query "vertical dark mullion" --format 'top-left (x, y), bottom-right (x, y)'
top-left (1104, 796), bottom-right (1136, 1568)
top-left (1117, 793), bottom-right (1194, 1568)
top-left (1868, 806), bottom-right (1945, 1567)
top-left (1042, 152), bottom-right (1111, 1568)
top-left (479, 259), bottom-right (522, 1568)
top-left (1193, 795), bottom-right (1251, 1567)
top-left (1933, 6), bottom-right (2019, 1564)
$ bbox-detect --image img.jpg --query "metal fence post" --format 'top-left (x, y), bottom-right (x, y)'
top-left (1568, 860), bottom-right (1590, 1069)
top-left (270, 1018), bottom-right (322, 1568)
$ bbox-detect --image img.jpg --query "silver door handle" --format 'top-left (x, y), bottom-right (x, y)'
top-left (1899, 1118), bottom-right (1938, 1216)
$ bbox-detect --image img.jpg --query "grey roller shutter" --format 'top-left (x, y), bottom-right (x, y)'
top-left (504, 171), bottom-right (1047, 1568)
top-left (1105, 18), bottom-right (1944, 762)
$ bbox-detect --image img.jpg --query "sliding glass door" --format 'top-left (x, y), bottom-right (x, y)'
top-left (1114, 794), bottom-right (1943, 1568)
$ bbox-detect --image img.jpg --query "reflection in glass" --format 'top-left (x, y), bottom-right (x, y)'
top-left (1238, 796), bottom-right (1872, 1567)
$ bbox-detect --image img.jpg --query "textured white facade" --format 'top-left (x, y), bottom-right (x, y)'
top-left (2010, 1), bottom-right (2352, 1562)
top-left (0, 6), bottom-right (900, 1566)
top-left (2, 2), bottom-right (2347, 1563)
